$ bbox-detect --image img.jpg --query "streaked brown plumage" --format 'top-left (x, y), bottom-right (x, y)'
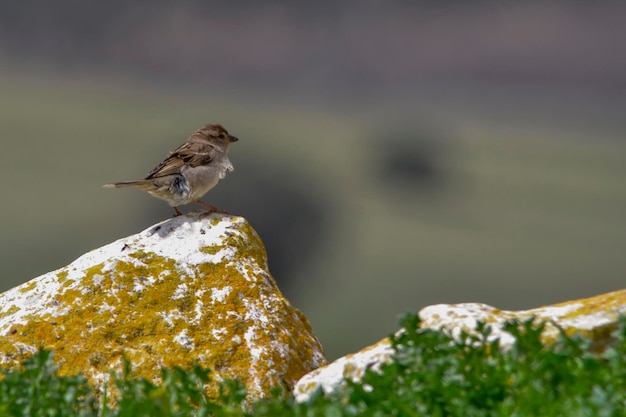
top-left (104, 124), bottom-right (238, 215)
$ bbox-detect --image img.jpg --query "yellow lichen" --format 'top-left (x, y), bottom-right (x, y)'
top-left (0, 305), bottom-right (20, 319)
top-left (199, 246), bottom-right (221, 255)
top-left (18, 281), bottom-right (37, 294)
top-left (57, 270), bottom-right (69, 285)
top-left (296, 381), bottom-right (320, 395)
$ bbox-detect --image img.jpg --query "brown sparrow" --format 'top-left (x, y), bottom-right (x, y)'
top-left (104, 124), bottom-right (238, 216)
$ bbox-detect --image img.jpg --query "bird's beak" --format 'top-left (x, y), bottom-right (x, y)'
top-left (229, 135), bottom-right (239, 143)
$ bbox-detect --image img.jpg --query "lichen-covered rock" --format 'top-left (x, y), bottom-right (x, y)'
top-left (0, 213), bottom-right (327, 400)
top-left (294, 289), bottom-right (626, 402)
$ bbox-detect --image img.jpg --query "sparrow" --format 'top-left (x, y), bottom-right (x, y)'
top-left (103, 123), bottom-right (238, 216)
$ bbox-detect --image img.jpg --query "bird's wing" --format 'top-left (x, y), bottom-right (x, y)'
top-left (145, 141), bottom-right (216, 179)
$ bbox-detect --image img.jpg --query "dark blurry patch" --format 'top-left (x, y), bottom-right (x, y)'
top-left (374, 128), bottom-right (448, 194)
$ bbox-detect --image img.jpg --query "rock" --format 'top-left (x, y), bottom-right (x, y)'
top-left (0, 213), bottom-right (327, 400)
top-left (294, 289), bottom-right (626, 402)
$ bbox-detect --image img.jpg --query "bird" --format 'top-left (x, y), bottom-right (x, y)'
top-left (103, 123), bottom-right (238, 216)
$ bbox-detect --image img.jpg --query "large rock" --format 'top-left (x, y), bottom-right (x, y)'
top-left (294, 289), bottom-right (626, 402)
top-left (0, 213), bottom-right (327, 399)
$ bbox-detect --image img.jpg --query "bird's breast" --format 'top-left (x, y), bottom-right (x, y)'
top-left (181, 161), bottom-right (230, 200)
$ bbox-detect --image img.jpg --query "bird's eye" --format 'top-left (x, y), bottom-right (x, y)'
top-left (217, 134), bottom-right (225, 139)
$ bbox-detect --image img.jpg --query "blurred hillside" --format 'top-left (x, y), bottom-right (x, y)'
top-left (1, 1), bottom-right (625, 359)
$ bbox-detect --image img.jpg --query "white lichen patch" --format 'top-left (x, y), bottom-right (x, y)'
top-left (210, 287), bottom-right (231, 303)
top-left (173, 329), bottom-right (195, 350)
top-left (171, 283), bottom-right (189, 300)
top-left (193, 298), bottom-right (205, 324)
top-left (99, 302), bottom-right (116, 313)
top-left (141, 217), bottom-right (235, 266)
top-left (91, 274), bottom-right (105, 287)
top-left (212, 327), bottom-right (228, 339)
top-left (157, 311), bottom-right (175, 328)
top-left (294, 338), bottom-right (393, 402)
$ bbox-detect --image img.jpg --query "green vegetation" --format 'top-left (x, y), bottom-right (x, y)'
top-left (1, 314), bottom-right (626, 416)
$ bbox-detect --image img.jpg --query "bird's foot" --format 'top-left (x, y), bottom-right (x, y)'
top-left (194, 200), bottom-right (229, 215)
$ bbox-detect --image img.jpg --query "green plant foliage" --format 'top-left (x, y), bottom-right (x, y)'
top-left (2, 315), bottom-right (626, 416)
top-left (0, 349), bottom-right (96, 417)
top-left (337, 314), bottom-right (626, 417)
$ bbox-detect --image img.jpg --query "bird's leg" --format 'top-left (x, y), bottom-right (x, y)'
top-left (194, 199), bottom-right (228, 214)
top-left (173, 207), bottom-right (183, 217)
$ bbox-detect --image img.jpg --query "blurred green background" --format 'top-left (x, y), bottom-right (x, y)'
top-left (1, 2), bottom-right (625, 360)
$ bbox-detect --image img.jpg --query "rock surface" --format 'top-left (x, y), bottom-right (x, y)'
top-left (294, 289), bottom-right (626, 402)
top-left (0, 213), bottom-right (327, 399)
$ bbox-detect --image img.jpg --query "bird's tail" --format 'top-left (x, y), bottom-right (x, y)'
top-left (103, 180), bottom-right (153, 190)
